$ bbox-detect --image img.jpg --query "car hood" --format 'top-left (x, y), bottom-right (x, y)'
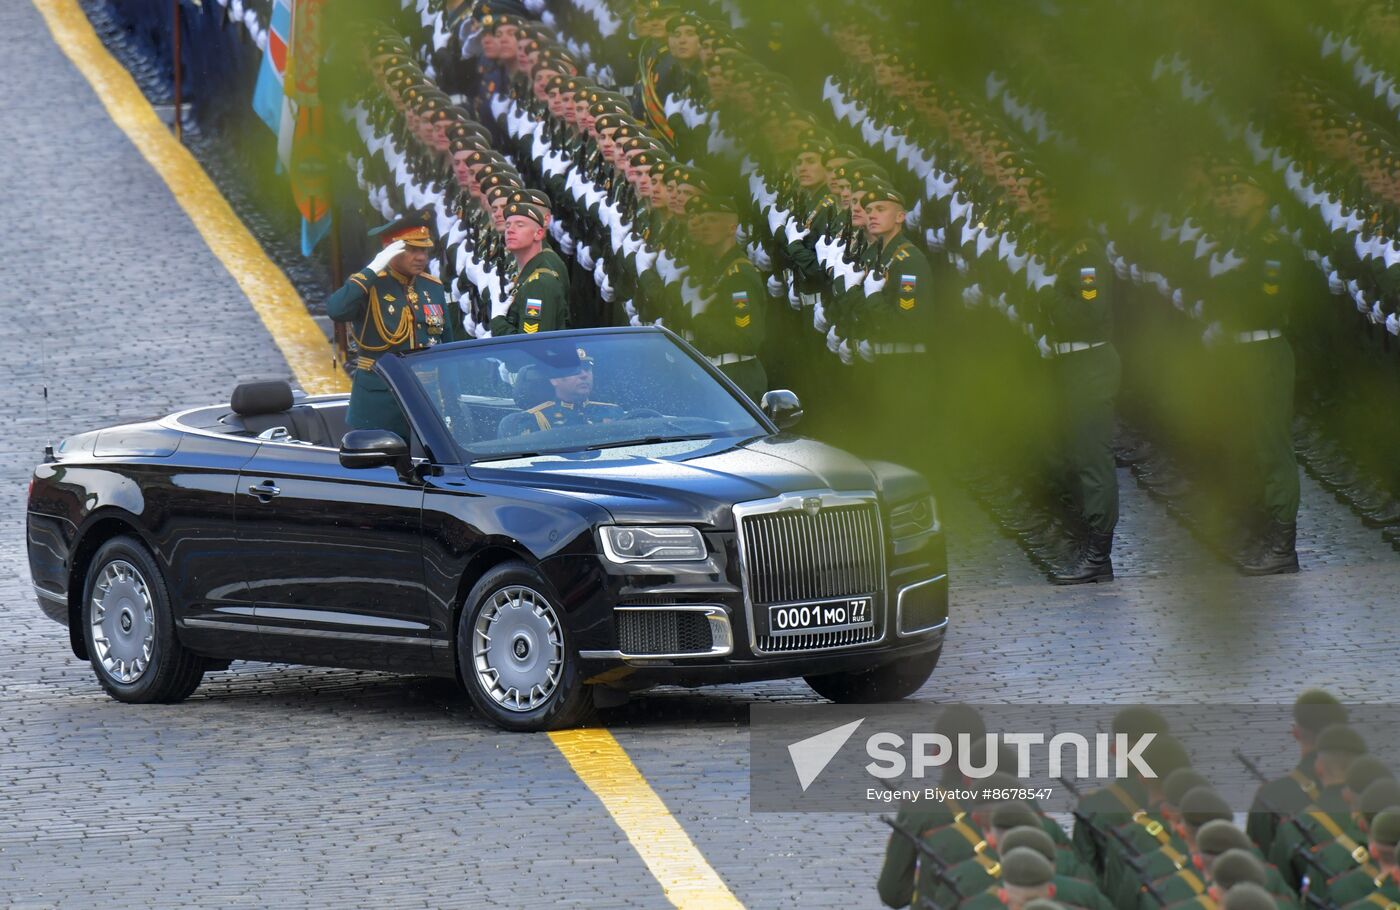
top-left (465, 434), bottom-right (881, 527)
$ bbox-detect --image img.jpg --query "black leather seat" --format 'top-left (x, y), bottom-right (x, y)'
top-left (224, 381), bottom-right (333, 446)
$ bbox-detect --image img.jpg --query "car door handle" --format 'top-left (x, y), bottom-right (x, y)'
top-left (247, 481), bottom-right (281, 500)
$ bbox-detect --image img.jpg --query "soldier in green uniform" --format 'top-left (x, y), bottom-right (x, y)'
top-left (497, 346), bottom-right (625, 436)
top-left (1203, 166), bottom-right (1301, 575)
top-left (878, 705), bottom-right (986, 908)
top-left (1302, 778), bottom-right (1400, 902)
top-left (1248, 691), bottom-right (1350, 857)
top-left (1160, 850), bottom-right (1275, 910)
top-left (858, 187), bottom-right (938, 468)
top-left (326, 212), bottom-right (459, 442)
top-left (1269, 725), bottom-right (1369, 889)
top-left (1323, 811), bottom-right (1400, 908)
top-left (1136, 820), bottom-right (1297, 910)
top-left (1226, 884), bottom-right (1285, 910)
top-left (492, 202), bottom-right (571, 336)
top-left (686, 194), bottom-right (769, 402)
top-left (1038, 218), bottom-right (1121, 584)
top-left (1106, 771), bottom-right (1212, 907)
top-left (929, 816), bottom-right (1101, 909)
top-left (1072, 708), bottom-right (1174, 876)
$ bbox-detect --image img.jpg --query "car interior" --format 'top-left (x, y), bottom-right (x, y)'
top-left (175, 380), bottom-right (352, 449)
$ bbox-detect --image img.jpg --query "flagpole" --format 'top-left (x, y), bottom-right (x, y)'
top-left (171, 0), bottom-right (183, 142)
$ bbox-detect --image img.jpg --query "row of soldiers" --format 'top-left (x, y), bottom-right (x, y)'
top-left (877, 693), bottom-right (1400, 910)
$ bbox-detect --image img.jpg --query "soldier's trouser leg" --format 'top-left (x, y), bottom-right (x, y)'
top-left (1055, 344), bottom-right (1122, 536)
top-left (719, 358), bottom-right (768, 406)
top-left (1243, 338), bottom-right (1300, 525)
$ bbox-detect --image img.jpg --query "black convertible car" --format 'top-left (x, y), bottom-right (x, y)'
top-left (27, 327), bottom-right (947, 730)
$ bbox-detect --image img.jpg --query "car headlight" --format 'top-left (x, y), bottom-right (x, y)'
top-left (889, 495), bottom-right (939, 539)
top-left (600, 526), bottom-right (708, 562)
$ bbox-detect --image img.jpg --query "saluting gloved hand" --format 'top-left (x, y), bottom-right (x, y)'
top-left (784, 221), bottom-right (810, 245)
top-left (367, 240), bottom-right (407, 274)
top-left (767, 273), bottom-right (786, 298)
top-left (1036, 334), bottom-right (1054, 359)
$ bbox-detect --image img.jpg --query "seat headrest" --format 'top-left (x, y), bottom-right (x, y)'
top-left (231, 380), bottom-right (294, 416)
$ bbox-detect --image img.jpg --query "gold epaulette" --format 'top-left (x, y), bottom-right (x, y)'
top-left (419, 274), bottom-right (442, 285)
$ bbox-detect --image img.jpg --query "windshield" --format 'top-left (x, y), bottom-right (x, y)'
top-left (404, 331), bottom-right (769, 461)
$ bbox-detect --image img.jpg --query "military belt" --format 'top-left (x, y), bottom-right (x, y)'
top-left (798, 292), bottom-right (822, 309)
top-left (1055, 341), bottom-right (1108, 355)
top-left (708, 353), bottom-right (757, 366)
top-left (873, 342), bottom-right (927, 354)
top-left (1235, 329), bottom-right (1283, 343)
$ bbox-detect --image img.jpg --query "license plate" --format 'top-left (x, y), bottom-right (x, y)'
top-left (768, 597), bottom-right (874, 635)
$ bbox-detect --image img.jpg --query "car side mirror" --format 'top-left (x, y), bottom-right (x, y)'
top-left (339, 429), bottom-right (411, 475)
top-left (760, 390), bottom-right (803, 430)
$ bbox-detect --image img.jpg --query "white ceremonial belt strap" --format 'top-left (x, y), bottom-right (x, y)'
top-left (1235, 329), bottom-right (1283, 343)
top-left (1055, 341), bottom-right (1108, 354)
top-left (873, 342), bottom-right (927, 354)
top-left (708, 353), bottom-right (756, 366)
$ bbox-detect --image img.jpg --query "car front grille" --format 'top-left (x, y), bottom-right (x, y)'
top-left (616, 609), bottom-right (714, 656)
top-left (737, 495), bottom-right (886, 653)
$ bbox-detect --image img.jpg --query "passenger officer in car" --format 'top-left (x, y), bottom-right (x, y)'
top-left (326, 211), bottom-right (459, 442)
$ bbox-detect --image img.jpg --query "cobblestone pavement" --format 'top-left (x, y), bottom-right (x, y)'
top-left (6, 3), bottom-right (1400, 909)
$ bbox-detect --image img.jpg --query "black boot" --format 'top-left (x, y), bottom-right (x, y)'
top-left (1049, 532), bottom-right (1115, 584)
top-left (1239, 521), bottom-right (1299, 575)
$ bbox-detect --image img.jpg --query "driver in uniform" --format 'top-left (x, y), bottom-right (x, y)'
top-left (498, 347), bottom-right (626, 435)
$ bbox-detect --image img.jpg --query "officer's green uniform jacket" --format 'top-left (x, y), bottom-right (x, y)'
top-left (1204, 226), bottom-right (1295, 333)
top-left (492, 248), bottom-right (571, 336)
top-left (1073, 780), bottom-right (1150, 876)
top-left (692, 245), bottom-right (768, 401)
top-left (326, 264), bottom-right (458, 440)
top-left (877, 799), bottom-right (970, 909)
top-left (497, 398), bottom-right (626, 437)
top-left (1248, 758), bottom-right (1323, 858)
top-left (1331, 869), bottom-right (1400, 910)
top-left (862, 232), bottom-right (936, 344)
top-left (1044, 236), bottom-right (1114, 344)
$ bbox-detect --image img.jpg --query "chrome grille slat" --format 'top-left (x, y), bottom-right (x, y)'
top-left (739, 496), bottom-right (885, 654)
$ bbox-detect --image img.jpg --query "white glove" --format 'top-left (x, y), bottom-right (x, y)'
top-left (1171, 289), bottom-right (1185, 309)
top-left (837, 340), bottom-right (854, 365)
top-left (592, 258), bottom-right (609, 288)
top-left (1202, 322), bottom-right (1225, 347)
top-left (1037, 335), bottom-right (1054, 359)
top-left (747, 242), bottom-right (773, 272)
top-left (961, 284), bottom-right (983, 308)
top-left (636, 248), bottom-right (658, 273)
top-left (1371, 301), bottom-right (1385, 324)
top-left (1387, 313), bottom-right (1400, 336)
top-left (858, 339), bottom-right (875, 362)
top-left (1327, 272), bottom-right (1345, 295)
top-left (600, 276), bottom-right (616, 303)
top-left (765, 205), bottom-right (790, 236)
top-left (826, 326), bottom-right (842, 353)
top-left (767, 273), bottom-right (785, 298)
top-left (813, 302), bottom-right (829, 333)
top-left (577, 244), bottom-right (595, 272)
top-left (784, 221), bottom-right (810, 245)
top-left (367, 240), bottom-right (406, 273)
top-left (862, 272), bottom-right (887, 297)
top-left (787, 279), bottom-right (801, 311)
top-left (1191, 300), bottom-right (1205, 320)
top-left (559, 232), bottom-right (577, 257)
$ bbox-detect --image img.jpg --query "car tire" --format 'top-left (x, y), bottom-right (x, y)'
top-left (456, 561), bottom-right (595, 732)
top-left (82, 535), bottom-right (206, 704)
top-left (803, 647), bottom-right (941, 704)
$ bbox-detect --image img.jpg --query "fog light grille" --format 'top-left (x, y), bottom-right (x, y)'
top-left (616, 609), bottom-right (714, 655)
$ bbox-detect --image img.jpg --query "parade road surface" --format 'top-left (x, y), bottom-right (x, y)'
top-left (5, 2), bottom-right (1399, 908)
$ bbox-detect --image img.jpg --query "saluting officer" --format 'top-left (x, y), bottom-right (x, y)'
top-left (326, 212), bottom-right (458, 442)
top-left (492, 201), bottom-right (572, 335)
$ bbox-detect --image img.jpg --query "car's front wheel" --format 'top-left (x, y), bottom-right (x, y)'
top-left (456, 562), bottom-right (595, 731)
top-left (82, 535), bottom-right (206, 703)
top-left (803, 647), bottom-right (941, 703)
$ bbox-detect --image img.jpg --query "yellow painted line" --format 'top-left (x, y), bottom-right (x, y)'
top-left (550, 728), bottom-right (745, 909)
top-left (33, 0), bottom-right (347, 395)
top-left (38, 4), bottom-right (738, 904)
